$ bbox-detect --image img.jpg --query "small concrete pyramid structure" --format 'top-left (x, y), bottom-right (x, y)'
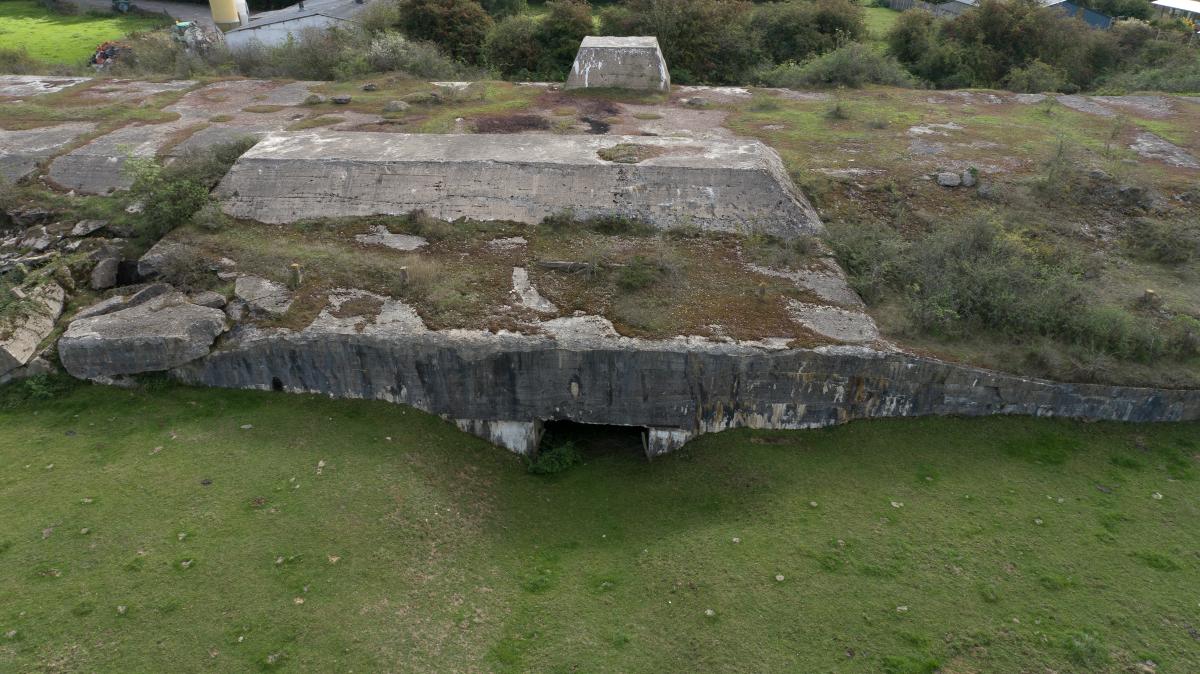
top-left (565, 36), bottom-right (671, 92)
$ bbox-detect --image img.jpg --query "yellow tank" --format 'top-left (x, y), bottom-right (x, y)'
top-left (209, 0), bottom-right (246, 31)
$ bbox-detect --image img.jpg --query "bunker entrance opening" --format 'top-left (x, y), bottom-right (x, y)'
top-left (539, 420), bottom-right (647, 460)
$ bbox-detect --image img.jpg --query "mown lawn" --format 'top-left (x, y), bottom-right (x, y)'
top-left (0, 1), bottom-right (168, 65)
top-left (0, 380), bottom-right (1198, 672)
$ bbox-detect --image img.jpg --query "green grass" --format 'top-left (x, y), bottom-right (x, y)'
top-left (1, 379), bottom-right (1198, 671)
top-left (862, 5), bottom-right (900, 42)
top-left (0, 1), bottom-right (169, 65)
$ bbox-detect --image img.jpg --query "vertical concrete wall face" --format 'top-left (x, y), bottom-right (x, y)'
top-left (216, 132), bottom-right (822, 238)
top-left (170, 330), bottom-right (1200, 458)
top-left (565, 36), bottom-right (671, 92)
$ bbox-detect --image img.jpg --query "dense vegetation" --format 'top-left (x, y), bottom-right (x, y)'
top-left (3, 0), bottom-right (1197, 91)
top-left (1, 380), bottom-right (1197, 672)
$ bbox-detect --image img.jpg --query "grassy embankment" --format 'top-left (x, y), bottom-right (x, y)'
top-left (0, 1), bottom-right (169, 65)
top-left (0, 380), bottom-right (1197, 672)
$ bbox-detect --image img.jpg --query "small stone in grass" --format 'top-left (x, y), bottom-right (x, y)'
top-left (5, 630), bottom-right (17, 639)
top-left (1152, 492), bottom-right (1163, 500)
top-left (275, 556), bottom-right (284, 565)
top-left (151, 446), bottom-right (163, 454)
top-left (1034, 518), bottom-right (1044, 525)
top-left (116, 605), bottom-right (127, 615)
top-left (45, 464), bottom-right (54, 470)
top-left (896, 605), bottom-right (909, 613)
top-left (240, 424), bottom-right (253, 430)
top-left (178, 532), bottom-right (188, 541)
top-left (293, 597), bottom-right (305, 605)
top-left (775, 574), bottom-right (785, 582)
top-left (731, 537), bottom-right (741, 544)
top-left (81, 497), bottom-right (93, 504)
top-left (328, 555), bottom-right (341, 564)
top-left (80, 528), bottom-right (90, 535)
top-left (42, 527), bottom-right (53, 539)
top-left (180, 559), bottom-right (194, 569)
top-left (890, 501), bottom-right (903, 508)
top-left (200, 478), bottom-right (212, 486)
top-left (704, 609), bottom-right (715, 617)
top-left (809, 501), bottom-right (818, 508)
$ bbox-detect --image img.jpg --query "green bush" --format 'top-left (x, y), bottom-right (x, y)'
top-left (480, 0), bottom-right (527, 17)
top-left (366, 31), bottom-right (474, 79)
top-left (228, 27), bottom-right (371, 80)
top-left (599, 0), bottom-right (761, 84)
top-left (527, 441), bottom-right (581, 475)
top-left (125, 138), bottom-right (256, 240)
top-left (757, 43), bottom-right (915, 89)
top-left (536, 0), bottom-right (594, 77)
top-left (484, 15), bottom-right (544, 78)
top-left (750, 0), bottom-right (866, 65)
top-left (1003, 59), bottom-right (1069, 93)
top-left (399, 0), bottom-right (494, 65)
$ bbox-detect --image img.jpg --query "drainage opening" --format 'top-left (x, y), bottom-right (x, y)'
top-left (271, 377), bottom-right (284, 392)
top-left (539, 420), bottom-right (646, 459)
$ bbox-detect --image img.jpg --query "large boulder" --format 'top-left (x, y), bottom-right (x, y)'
top-left (59, 292), bottom-right (226, 379)
top-left (137, 239), bottom-right (197, 279)
top-left (0, 282), bottom-right (64, 377)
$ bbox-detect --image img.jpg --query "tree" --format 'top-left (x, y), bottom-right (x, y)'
top-left (399, 0), bottom-right (494, 64)
top-left (751, 0), bottom-right (866, 65)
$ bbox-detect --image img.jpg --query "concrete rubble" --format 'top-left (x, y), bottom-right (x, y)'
top-left (0, 282), bottom-right (64, 377)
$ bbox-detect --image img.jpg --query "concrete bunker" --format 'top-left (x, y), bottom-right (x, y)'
top-left (565, 36), bottom-right (671, 92)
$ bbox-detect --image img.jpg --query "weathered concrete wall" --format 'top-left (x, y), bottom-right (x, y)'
top-left (216, 132), bottom-right (821, 238)
top-left (170, 307), bottom-right (1200, 456)
top-left (565, 36), bottom-right (671, 92)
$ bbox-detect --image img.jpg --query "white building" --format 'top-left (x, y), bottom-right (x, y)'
top-left (1151, 0), bottom-right (1200, 26)
top-left (223, 0), bottom-right (374, 49)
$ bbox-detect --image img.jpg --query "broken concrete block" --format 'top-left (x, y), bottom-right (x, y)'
top-left (0, 282), bottom-right (64, 376)
top-left (234, 276), bottom-right (293, 317)
top-left (936, 172), bottom-right (962, 187)
top-left (565, 36), bottom-right (670, 92)
top-left (59, 293), bottom-right (226, 379)
top-left (90, 256), bottom-right (119, 291)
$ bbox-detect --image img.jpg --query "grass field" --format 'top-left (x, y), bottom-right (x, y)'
top-left (0, 1), bottom-right (168, 65)
top-left (1, 379), bottom-right (1198, 672)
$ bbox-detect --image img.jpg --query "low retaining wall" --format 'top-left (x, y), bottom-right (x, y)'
top-left (171, 317), bottom-right (1200, 456)
top-left (215, 132), bottom-right (821, 238)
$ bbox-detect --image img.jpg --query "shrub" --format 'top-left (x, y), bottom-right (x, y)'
top-left (527, 440), bottom-right (581, 475)
top-left (366, 32), bottom-right (472, 79)
top-left (484, 15), bottom-right (544, 78)
top-left (480, 0), bottom-right (527, 17)
top-left (886, 9), bottom-right (937, 66)
top-left (1003, 59), bottom-right (1068, 93)
top-left (228, 27), bottom-right (371, 80)
top-left (0, 47), bottom-right (64, 76)
top-left (599, 0), bottom-right (761, 85)
top-left (1124, 217), bottom-right (1200, 264)
top-left (126, 160), bottom-right (210, 240)
top-left (536, 0), bottom-right (594, 77)
top-left (486, 1), bottom-right (604, 79)
top-left (757, 43), bottom-right (915, 89)
top-left (125, 138), bottom-right (256, 240)
top-left (822, 220), bottom-right (906, 304)
top-left (750, 0), bottom-right (866, 65)
top-left (399, 0), bottom-right (494, 65)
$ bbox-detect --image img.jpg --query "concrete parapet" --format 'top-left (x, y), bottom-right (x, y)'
top-left (565, 36), bottom-right (670, 92)
top-left (216, 132), bottom-right (822, 238)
